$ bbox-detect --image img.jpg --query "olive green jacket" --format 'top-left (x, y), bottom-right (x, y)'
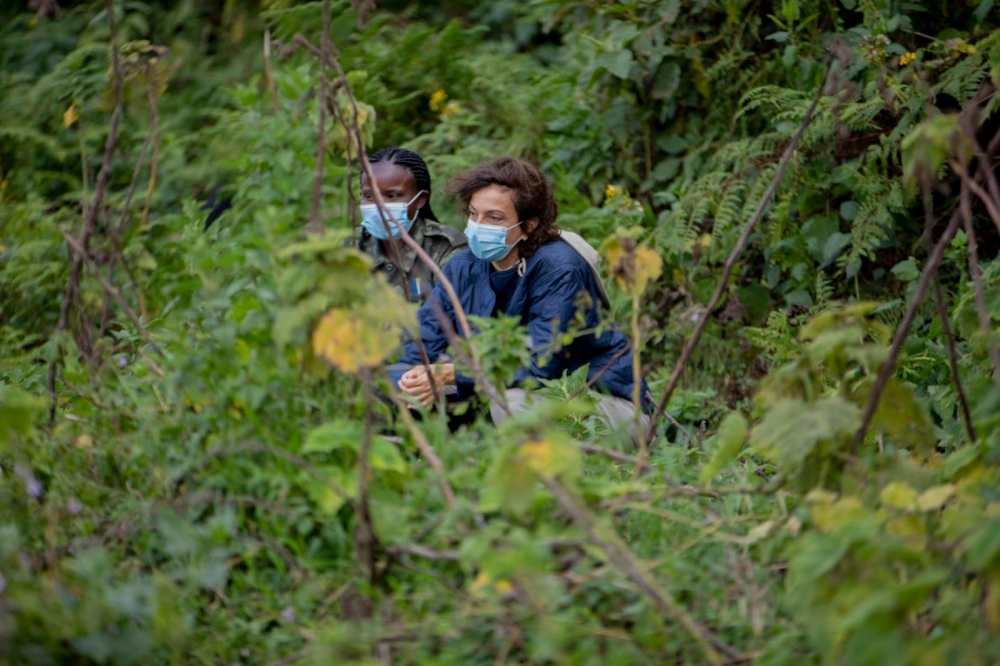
top-left (357, 219), bottom-right (468, 303)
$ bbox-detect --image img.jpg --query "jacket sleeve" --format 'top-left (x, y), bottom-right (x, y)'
top-left (387, 261), bottom-right (476, 400)
top-left (513, 262), bottom-right (593, 385)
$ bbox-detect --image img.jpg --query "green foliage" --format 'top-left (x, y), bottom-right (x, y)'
top-left (2, 0), bottom-right (1000, 664)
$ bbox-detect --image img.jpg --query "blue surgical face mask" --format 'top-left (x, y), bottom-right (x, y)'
top-left (465, 218), bottom-right (523, 262)
top-left (359, 190), bottom-right (425, 240)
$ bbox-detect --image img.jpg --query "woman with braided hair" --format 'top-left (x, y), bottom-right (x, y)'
top-left (358, 148), bottom-right (468, 303)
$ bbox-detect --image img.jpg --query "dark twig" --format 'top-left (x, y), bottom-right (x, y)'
top-left (62, 231), bottom-right (164, 357)
top-left (922, 185), bottom-right (976, 442)
top-left (98, 115), bottom-right (154, 342)
top-left (854, 211), bottom-right (963, 446)
top-left (385, 380), bottom-right (457, 508)
top-left (294, 31), bottom-right (445, 408)
top-left (48, 0), bottom-right (124, 418)
top-left (542, 478), bottom-right (736, 665)
top-left (139, 76), bottom-right (160, 231)
top-left (264, 29), bottom-right (280, 114)
top-left (307, 0), bottom-right (331, 235)
top-left (956, 171), bottom-right (1000, 384)
top-left (294, 31), bottom-right (508, 415)
top-left (933, 277), bottom-right (976, 441)
top-left (356, 370), bottom-right (380, 593)
top-left (645, 62), bottom-right (831, 444)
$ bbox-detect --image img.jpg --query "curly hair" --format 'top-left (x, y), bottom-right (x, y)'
top-left (444, 157), bottom-right (560, 257)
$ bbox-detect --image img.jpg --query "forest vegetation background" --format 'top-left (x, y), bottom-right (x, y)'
top-left (3, 0), bottom-right (1000, 664)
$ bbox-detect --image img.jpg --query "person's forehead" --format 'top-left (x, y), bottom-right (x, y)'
top-left (470, 184), bottom-right (515, 211)
top-left (363, 162), bottom-right (416, 189)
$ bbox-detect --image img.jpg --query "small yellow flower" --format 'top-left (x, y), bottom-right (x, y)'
top-left (605, 183), bottom-right (624, 198)
top-left (440, 100), bottom-right (461, 119)
top-left (429, 89), bottom-right (448, 112)
top-left (899, 52), bottom-right (917, 66)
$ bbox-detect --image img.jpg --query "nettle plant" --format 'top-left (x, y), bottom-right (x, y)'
top-left (713, 303), bottom-right (1000, 665)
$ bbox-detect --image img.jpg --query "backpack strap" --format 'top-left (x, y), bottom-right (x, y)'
top-left (558, 230), bottom-right (612, 310)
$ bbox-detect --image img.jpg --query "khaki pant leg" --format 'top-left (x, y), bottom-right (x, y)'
top-left (594, 393), bottom-right (650, 449)
top-left (489, 388), bottom-right (533, 426)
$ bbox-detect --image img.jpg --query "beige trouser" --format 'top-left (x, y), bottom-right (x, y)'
top-left (490, 388), bottom-right (650, 447)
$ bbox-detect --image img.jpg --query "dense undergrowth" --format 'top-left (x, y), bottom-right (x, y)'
top-left (3, 0), bottom-right (1000, 664)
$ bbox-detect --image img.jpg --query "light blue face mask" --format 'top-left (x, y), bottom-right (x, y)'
top-left (359, 190), bottom-right (425, 240)
top-left (465, 218), bottom-right (523, 262)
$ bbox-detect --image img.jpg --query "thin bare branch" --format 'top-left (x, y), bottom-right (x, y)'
top-left (542, 478), bottom-right (736, 666)
top-left (922, 184), bottom-right (976, 442)
top-left (957, 175), bottom-right (1000, 384)
top-left (645, 61), bottom-right (832, 444)
top-left (308, 0), bottom-right (331, 235)
top-left (49, 0), bottom-right (125, 416)
top-left (98, 112), bottom-right (154, 341)
top-left (264, 28), bottom-right (280, 114)
top-left (855, 211), bottom-right (963, 445)
top-left (385, 380), bottom-right (457, 508)
top-left (61, 230), bottom-right (164, 357)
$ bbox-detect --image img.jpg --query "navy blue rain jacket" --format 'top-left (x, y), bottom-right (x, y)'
top-left (388, 239), bottom-right (651, 410)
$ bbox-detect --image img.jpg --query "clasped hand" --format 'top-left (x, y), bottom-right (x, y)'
top-left (397, 363), bottom-right (455, 407)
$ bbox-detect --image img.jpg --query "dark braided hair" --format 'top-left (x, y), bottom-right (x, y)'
top-left (366, 147), bottom-right (439, 222)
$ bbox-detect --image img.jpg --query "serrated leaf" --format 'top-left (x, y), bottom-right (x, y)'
top-left (700, 412), bottom-right (748, 485)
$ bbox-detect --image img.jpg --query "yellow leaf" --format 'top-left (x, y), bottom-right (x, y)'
top-left (881, 481), bottom-right (918, 511)
top-left (699, 233), bottom-right (712, 248)
top-left (494, 579), bottom-right (514, 594)
top-left (470, 571), bottom-right (492, 594)
top-left (633, 246), bottom-right (663, 295)
top-left (63, 104), bottom-right (80, 128)
top-left (312, 298), bottom-right (410, 374)
top-left (521, 438), bottom-right (553, 474)
top-left (601, 232), bottom-right (662, 296)
top-left (75, 434), bottom-right (93, 449)
top-left (517, 431), bottom-right (580, 480)
top-left (804, 488), bottom-right (838, 504)
top-left (747, 519), bottom-right (777, 542)
top-left (916, 484), bottom-right (956, 512)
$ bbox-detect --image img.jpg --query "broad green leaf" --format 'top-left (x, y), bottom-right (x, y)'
top-left (303, 420), bottom-right (365, 454)
top-left (700, 411), bottom-right (748, 485)
top-left (868, 378), bottom-right (936, 454)
top-left (518, 431), bottom-right (580, 481)
top-left (480, 447), bottom-right (537, 515)
top-left (880, 482), bottom-right (918, 511)
top-left (916, 484), bottom-right (956, 512)
top-left (750, 397), bottom-right (861, 475)
top-left (0, 386), bottom-right (45, 450)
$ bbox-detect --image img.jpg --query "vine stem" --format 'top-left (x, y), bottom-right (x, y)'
top-left (542, 477), bottom-right (737, 666)
top-left (855, 88), bottom-right (1000, 445)
top-left (920, 182), bottom-right (975, 441)
top-left (854, 210), bottom-right (963, 446)
top-left (62, 231), bottom-right (164, 358)
top-left (98, 104), bottom-right (155, 342)
top-left (385, 380), bottom-right (457, 509)
top-left (307, 0), bottom-right (330, 235)
top-left (294, 32), bottom-right (510, 415)
top-left (955, 167), bottom-right (1000, 384)
top-left (644, 60), bottom-right (832, 444)
top-left (48, 0), bottom-right (124, 418)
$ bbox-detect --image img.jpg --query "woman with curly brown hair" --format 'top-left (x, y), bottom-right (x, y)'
top-left (388, 157), bottom-right (650, 437)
